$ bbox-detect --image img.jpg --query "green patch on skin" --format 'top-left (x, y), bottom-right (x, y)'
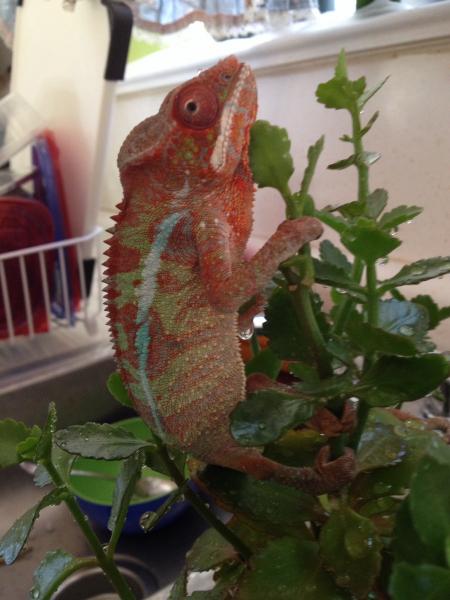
top-left (114, 271), bottom-right (140, 309)
top-left (119, 224), bottom-right (150, 250)
top-left (115, 323), bottom-right (129, 351)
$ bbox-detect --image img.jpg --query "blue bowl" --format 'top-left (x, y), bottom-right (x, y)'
top-left (69, 417), bottom-right (188, 535)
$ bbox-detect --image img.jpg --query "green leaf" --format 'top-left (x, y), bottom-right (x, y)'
top-left (33, 402), bottom-right (58, 463)
top-left (296, 372), bottom-right (354, 401)
top-left (379, 257), bottom-right (450, 292)
top-left (230, 390), bottom-right (317, 446)
top-left (245, 347), bottom-right (281, 380)
top-left (238, 537), bottom-right (350, 599)
top-left (392, 499), bottom-right (443, 566)
top-left (289, 362), bottom-right (319, 383)
top-left (0, 419), bottom-right (32, 468)
top-left (389, 563), bottom-right (450, 600)
top-left (16, 425), bottom-right (42, 462)
top-left (249, 120), bottom-right (294, 196)
top-left (336, 200), bottom-right (366, 220)
top-left (411, 295), bottom-right (442, 330)
top-left (319, 507), bottom-right (382, 598)
top-left (191, 563), bottom-right (245, 600)
top-left (409, 453), bottom-right (450, 563)
top-left (263, 288), bottom-right (316, 363)
top-left (313, 259), bottom-right (365, 299)
top-left (357, 423), bottom-right (406, 472)
top-left (318, 240), bottom-right (351, 273)
top-left (342, 221), bottom-right (401, 262)
top-left (30, 550), bottom-right (80, 600)
top-left (0, 489), bottom-right (65, 565)
top-left (298, 136), bottom-right (325, 200)
top-left (358, 76), bottom-right (389, 109)
top-left (315, 209), bottom-right (349, 234)
top-left (328, 155), bottom-right (356, 170)
top-left (366, 188), bottom-right (388, 219)
top-left (54, 423), bottom-right (154, 460)
top-left (198, 465), bottom-right (323, 534)
top-left (108, 450), bottom-right (144, 533)
top-left (358, 354), bottom-right (449, 406)
top-left (346, 319), bottom-right (417, 357)
top-left (316, 58), bottom-right (366, 112)
top-left (107, 372), bottom-right (133, 408)
top-left (187, 528), bottom-right (238, 572)
top-left (360, 111), bottom-right (380, 136)
top-left (169, 569), bottom-right (187, 600)
top-left (378, 205), bottom-right (423, 231)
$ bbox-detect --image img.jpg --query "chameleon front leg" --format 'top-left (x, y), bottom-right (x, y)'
top-left (195, 211), bottom-right (323, 312)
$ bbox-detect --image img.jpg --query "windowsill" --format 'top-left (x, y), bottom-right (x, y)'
top-left (118, 0), bottom-right (450, 95)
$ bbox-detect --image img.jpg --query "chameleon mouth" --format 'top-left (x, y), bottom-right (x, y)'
top-left (210, 61), bottom-right (256, 172)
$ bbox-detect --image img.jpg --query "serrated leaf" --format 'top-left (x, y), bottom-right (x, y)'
top-left (409, 453), bottom-right (450, 563)
top-left (378, 205), bottom-right (423, 231)
top-left (0, 419), bottom-right (32, 469)
top-left (230, 390), bottom-right (317, 446)
top-left (16, 425), bottom-right (43, 462)
top-left (198, 465), bottom-right (323, 533)
top-left (238, 537), bottom-right (349, 600)
top-left (245, 347), bottom-right (281, 380)
top-left (342, 222), bottom-right (401, 262)
top-left (0, 489), bottom-right (65, 565)
top-left (336, 200), bottom-right (366, 220)
top-left (389, 563), bottom-right (450, 600)
top-left (108, 450), bottom-right (144, 533)
top-left (360, 111), bottom-right (379, 136)
top-left (319, 507), bottom-right (382, 599)
top-left (249, 120), bottom-right (293, 195)
top-left (315, 209), bottom-right (349, 234)
top-left (169, 569), bottom-right (188, 600)
top-left (298, 136), bottom-right (325, 200)
top-left (192, 563), bottom-right (245, 600)
top-left (328, 154), bottom-right (356, 170)
top-left (366, 188), bottom-right (388, 219)
top-left (30, 550), bottom-right (79, 600)
top-left (54, 423), bottom-right (154, 460)
top-left (357, 423), bottom-right (406, 472)
top-left (313, 259), bottom-right (365, 298)
top-left (107, 372), bottom-right (133, 408)
top-left (346, 319), bottom-right (417, 356)
top-left (379, 257), bottom-right (450, 292)
top-left (33, 403), bottom-right (58, 463)
top-left (358, 354), bottom-right (449, 406)
top-left (320, 241), bottom-right (352, 274)
top-left (316, 73), bottom-right (366, 112)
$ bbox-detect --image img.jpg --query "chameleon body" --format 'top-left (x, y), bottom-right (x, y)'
top-left (105, 56), bottom-right (354, 494)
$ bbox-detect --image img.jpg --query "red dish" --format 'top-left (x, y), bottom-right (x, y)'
top-left (0, 196), bottom-right (55, 338)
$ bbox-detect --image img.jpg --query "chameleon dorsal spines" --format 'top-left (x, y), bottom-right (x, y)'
top-left (105, 56), bottom-right (355, 495)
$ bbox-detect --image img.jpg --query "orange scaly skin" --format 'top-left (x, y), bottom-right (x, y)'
top-left (105, 56), bottom-right (355, 494)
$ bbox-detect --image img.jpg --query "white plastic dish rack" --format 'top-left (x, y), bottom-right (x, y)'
top-left (0, 226), bottom-right (104, 344)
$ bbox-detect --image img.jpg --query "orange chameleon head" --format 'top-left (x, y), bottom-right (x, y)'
top-left (118, 56), bottom-right (257, 193)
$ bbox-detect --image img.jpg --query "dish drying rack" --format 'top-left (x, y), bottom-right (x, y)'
top-left (0, 225), bottom-right (104, 344)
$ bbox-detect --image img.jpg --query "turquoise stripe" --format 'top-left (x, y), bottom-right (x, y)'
top-left (135, 211), bottom-right (186, 435)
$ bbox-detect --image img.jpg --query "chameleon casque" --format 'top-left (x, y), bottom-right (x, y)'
top-left (105, 56), bottom-right (355, 494)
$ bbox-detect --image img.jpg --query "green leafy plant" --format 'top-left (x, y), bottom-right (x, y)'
top-left (1, 50), bottom-right (450, 599)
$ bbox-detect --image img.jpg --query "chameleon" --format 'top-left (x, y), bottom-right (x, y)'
top-left (104, 55), bottom-right (355, 494)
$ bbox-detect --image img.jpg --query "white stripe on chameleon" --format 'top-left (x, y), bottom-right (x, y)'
top-left (210, 64), bottom-right (251, 172)
top-left (135, 211), bottom-right (186, 435)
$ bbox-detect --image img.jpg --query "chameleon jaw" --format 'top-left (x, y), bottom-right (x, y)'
top-left (210, 63), bottom-right (256, 173)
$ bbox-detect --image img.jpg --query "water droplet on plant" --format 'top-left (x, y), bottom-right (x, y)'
top-left (31, 589), bottom-right (40, 599)
top-left (238, 325), bottom-right (254, 341)
top-left (258, 423), bottom-right (266, 430)
top-left (139, 511), bottom-right (157, 531)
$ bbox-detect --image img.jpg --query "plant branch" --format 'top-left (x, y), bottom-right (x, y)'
top-left (44, 461), bottom-right (136, 600)
top-left (153, 440), bottom-right (252, 561)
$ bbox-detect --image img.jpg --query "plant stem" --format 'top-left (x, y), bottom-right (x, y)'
top-left (250, 332), bottom-right (261, 357)
top-left (366, 261), bottom-right (379, 327)
top-left (154, 440), bottom-right (252, 561)
top-left (44, 461), bottom-right (136, 600)
top-left (332, 259), bottom-right (364, 335)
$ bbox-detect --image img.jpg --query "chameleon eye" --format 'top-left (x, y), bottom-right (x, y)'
top-left (174, 84), bottom-right (219, 130)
